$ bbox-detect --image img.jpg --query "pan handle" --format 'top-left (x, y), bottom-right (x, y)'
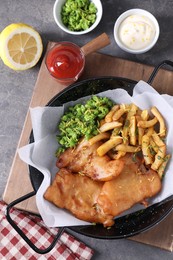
top-left (147, 60), bottom-right (173, 84)
top-left (5, 191), bottom-right (65, 254)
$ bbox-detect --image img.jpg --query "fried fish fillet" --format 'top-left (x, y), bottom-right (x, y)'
top-left (97, 154), bottom-right (162, 218)
top-left (56, 139), bottom-right (124, 181)
top-left (45, 153), bottom-right (162, 227)
top-left (44, 168), bottom-right (114, 227)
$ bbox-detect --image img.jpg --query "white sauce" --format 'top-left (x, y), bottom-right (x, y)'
top-left (118, 14), bottom-right (156, 50)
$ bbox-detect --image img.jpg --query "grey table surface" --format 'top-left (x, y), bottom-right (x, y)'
top-left (0, 0), bottom-right (173, 259)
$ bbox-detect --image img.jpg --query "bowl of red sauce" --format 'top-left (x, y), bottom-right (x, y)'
top-left (45, 42), bottom-right (85, 85)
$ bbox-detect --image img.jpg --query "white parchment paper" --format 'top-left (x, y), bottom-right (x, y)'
top-left (18, 80), bottom-right (173, 227)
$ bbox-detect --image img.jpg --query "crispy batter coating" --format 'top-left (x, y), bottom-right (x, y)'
top-left (44, 154), bottom-right (161, 227)
top-left (44, 168), bottom-right (114, 227)
top-left (56, 139), bottom-right (124, 181)
top-left (97, 154), bottom-right (162, 217)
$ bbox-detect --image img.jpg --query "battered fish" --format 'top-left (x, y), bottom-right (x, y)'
top-left (44, 168), bottom-right (114, 227)
top-left (45, 152), bottom-right (162, 227)
top-left (97, 154), bottom-right (162, 218)
top-left (56, 139), bottom-right (124, 181)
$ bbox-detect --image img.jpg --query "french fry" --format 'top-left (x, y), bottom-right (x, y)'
top-left (97, 136), bottom-right (122, 156)
top-left (105, 105), bottom-right (120, 122)
top-left (120, 103), bottom-right (130, 110)
top-left (99, 121), bottom-right (122, 132)
top-left (105, 111), bottom-right (114, 123)
top-left (137, 117), bottom-right (158, 128)
top-left (89, 132), bottom-right (111, 145)
top-left (110, 127), bottom-right (122, 138)
top-left (141, 135), bottom-right (154, 165)
top-left (99, 119), bottom-right (106, 126)
top-left (136, 115), bottom-right (145, 145)
top-left (138, 127), bottom-right (145, 145)
top-left (150, 138), bottom-right (159, 153)
top-left (129, 116), bottom-right (136, 145)
top-left (141, 109), bottom-right (149, 121)
top-left (151, 145), bottom-right (166, 171)
top-left (121, 103), bottom-right (138, 144)
top-left (146, 127), bottom-right (154, 137)
top-left (112, 107), bottom-right (126, 121)
top-left (157, 154), bottom-right (171, 178)
top-left (95, 102), bottom-right (169, 178)
top-left (121, 120), bottom-right (130, 144)
top-left (105, 105), bottom-right (120, 123)
top-left (152, 132), bottom-right (165, 147)
top-left (127, 103), bottom-right (138, 118)
top-left (151, 106), bottom-right (166, 137)
top-left (115, 144), bottom-right (141, 153)
top-left (136, 108), bottom-right (142, 116)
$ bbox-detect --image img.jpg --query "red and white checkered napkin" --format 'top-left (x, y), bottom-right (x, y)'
top-left (0, 201), bottom-right (94, 260)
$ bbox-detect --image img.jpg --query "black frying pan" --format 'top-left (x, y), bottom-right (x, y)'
top-left (5, 60), bottom-right (173, 254)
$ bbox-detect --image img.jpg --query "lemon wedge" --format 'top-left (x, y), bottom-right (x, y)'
top-left (0, 23), bottom-right (43, 70)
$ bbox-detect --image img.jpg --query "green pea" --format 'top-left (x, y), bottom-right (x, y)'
top-left (61, 0), bottom-right (97, 32)
top-left (56, 95), bottom-right (114, 155)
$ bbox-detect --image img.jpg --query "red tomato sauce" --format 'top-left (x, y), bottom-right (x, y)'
top-left (45, 42), bottom-right (85, 81)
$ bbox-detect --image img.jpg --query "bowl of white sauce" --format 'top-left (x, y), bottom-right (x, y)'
top-left (114, 9), bottom-right (160, 54)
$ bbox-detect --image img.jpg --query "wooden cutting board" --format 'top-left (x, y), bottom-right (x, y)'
top-left (3, 42), bottom-right (173, 252)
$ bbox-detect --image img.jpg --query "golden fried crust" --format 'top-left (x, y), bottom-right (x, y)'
top-left (97, 154), bottom-right (162, 217)
top-left (45, 154), bottom-right (162, 227)
top-left (44, 168), bottom-right (114, 227)
top-left (56, 139), bottom-right (124, 181)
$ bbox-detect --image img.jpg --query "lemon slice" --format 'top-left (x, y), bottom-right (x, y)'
top-left (0, 23), bottom-right (43, 70)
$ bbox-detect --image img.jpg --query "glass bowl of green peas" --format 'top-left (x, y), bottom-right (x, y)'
top-left (53, 0), bottom-right (103, 35)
